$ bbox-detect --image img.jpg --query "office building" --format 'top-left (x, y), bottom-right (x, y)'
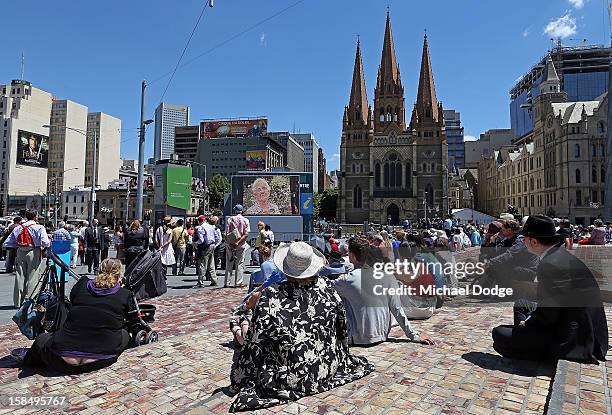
top-left (47, 99), bottom-right (87, 193)
top-left (510, 43), bottom-right (612, 140)
top-left (154, 103), bottom-right (189, 161)
top-left (464, 128), bottom-right (514, 168)
top-left (85, 112), bottom-right (121, 189)
top-left (479, 57), bottom-right (608, 224)
top-left (0, 80), bottom-right (52, 215)
top-left (174, 125), bottom-right (200, 162)
top-left (444, 109), bottom-right (464, 169)
top-left (267, 131), bottom-right (305, 171)
top-left (196, 136), bottom-right (286, 183)
top-left (292, 133), bottom-right (320, 193)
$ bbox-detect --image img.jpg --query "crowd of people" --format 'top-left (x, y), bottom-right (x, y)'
top-left (1, 207), bottom-right (609, 412)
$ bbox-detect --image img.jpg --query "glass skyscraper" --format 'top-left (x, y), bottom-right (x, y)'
top-left (510, 44), bottom-right (611, 139)
top-left (444, 109), bottom-right (465, 169)
top-left (154, 103), bottom-right (190, 161)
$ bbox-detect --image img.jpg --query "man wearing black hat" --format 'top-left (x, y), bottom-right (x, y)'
top-left (491, 215), bottom-right (608, 363)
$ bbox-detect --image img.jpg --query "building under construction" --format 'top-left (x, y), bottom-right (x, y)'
top-left (510, 42), bottom-right (612, 141)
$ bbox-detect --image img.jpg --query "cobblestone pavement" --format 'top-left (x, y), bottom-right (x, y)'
top-left (0, 282), bottom-right (609, 414)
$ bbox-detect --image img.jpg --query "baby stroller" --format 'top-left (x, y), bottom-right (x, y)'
top-left (123, 249), bottom-right (168, 346)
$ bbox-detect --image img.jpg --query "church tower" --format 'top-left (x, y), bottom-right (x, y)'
top-left (374, 12), bottom-right (405, 133)
top-left (410, 33), bottom-right (449, 219)
top-left (338, 39), bottom-right (373, 224)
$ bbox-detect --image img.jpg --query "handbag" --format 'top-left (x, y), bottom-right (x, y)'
top-left (12, 270), bottom-right (48, 340)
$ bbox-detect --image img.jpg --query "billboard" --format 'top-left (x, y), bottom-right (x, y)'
top-left (245, 150), bottom-right (267, 171)
top-left (232, 175), bottom-right (300, 215)
top-left (165, 166), bottom-right (192, 210)
top-left (16, 130), bottom-right (48, 168)
top-left (201, 118), bottom-right (268, 139)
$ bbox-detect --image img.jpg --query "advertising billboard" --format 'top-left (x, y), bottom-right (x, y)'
top-left (232, 175), bottom-right (300, 215)
top-left (245, 150), bottom-right (267, 171)
top-left (165, 166), bottom-right (192, 210)
top-left (201, 118), bottom-right (268, 139)
top-left (16, 130), bottom-right (48, 168)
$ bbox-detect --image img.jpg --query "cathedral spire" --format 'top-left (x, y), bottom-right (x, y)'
top-left (378, 11), bottom-right (401, 87)
top-left (348, 37), bottom-right (369, 125)
top-left (414, 32), bottom-right (439, 124)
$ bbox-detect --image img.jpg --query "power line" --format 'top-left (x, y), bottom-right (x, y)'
top-left (149, 0), bottom-right (307, 87)
top-left (158, 0), bottom-right (211, 104)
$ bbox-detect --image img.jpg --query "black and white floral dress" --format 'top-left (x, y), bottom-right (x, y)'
top-left (229, 276), bottom-right (374, 412)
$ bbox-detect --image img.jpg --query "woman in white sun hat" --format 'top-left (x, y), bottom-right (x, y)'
top-left (229, 241), bottom-right (373, 412)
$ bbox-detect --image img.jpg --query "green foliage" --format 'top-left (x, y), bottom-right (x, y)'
top-left (208, 174), bottom-right (230, 211)
top-left (316, 188), bottom-right (338, 220)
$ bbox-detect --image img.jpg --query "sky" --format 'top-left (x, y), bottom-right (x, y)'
top-left (2, 0), bottom-right (610, 170)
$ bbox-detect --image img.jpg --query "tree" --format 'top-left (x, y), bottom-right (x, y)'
top-left (315, 188), bottom-right (338, 220)
top-left (208, 174), bottom-right (230, 212)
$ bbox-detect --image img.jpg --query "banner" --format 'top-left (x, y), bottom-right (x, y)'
top-left (300, 193), bottom-right (313, 214)
top-left (201, 118), bottom-right (268, 139)
top-left (17, 130), bottom-right (48, 168)
top-left (165, 166), bottom-right (192, 210)
top-left (246, 150), bottom-right (267, 171)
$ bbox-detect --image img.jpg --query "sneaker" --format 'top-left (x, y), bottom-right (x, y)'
top-left (194, 283), bottom-right (204, 289)
top-left (10, 348), bottom-right (29, 363)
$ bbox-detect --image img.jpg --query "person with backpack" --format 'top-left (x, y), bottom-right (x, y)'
top-left (3, 209), bottom-right (50, 308)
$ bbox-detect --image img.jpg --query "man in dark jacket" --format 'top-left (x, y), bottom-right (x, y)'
top-left (492, 215), bottom-right (608, 363)
top-left (83, 219), bottom-right (104, 274)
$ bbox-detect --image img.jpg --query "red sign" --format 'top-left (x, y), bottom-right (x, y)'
top-left (201, 118), bottom-right (268, 139)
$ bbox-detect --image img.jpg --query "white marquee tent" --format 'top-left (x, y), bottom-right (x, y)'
top-left (451, 208), bottom-right (497, 226)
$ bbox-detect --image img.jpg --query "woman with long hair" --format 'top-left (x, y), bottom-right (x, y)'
top-left (123, 220), bottom-right (148, 268)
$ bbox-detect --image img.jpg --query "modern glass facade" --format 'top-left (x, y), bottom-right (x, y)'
top-left (444, 110), bottom-right (464, 168)
top-left (509, 45), bottom-right (611, 139)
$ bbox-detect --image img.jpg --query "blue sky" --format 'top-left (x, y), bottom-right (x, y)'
top-left (2, 0), bottom-right (609, 170)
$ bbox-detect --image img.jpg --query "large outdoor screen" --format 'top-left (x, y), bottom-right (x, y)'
top-left (16, 130), bottom-right (49, 168)
top-left (232, 175), bottom-right (300, 215)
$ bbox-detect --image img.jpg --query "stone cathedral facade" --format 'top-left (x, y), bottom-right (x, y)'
top-left (338, 13), bottom-right (449, 225)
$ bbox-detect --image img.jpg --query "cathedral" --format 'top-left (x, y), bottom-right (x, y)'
top-left (338, 12), bottom-right (449, 225)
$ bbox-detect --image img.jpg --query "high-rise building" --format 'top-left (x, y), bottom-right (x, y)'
top-left (48, 99), bottom-right (87, 192)
top-left (292, 133), bottom-right (320, 192)
top-left (0, 80), bottom-right (52, 215)
top-left (338, 12), bottom-right (448, 225)
top-left (174, 125), bottom-right (200, 162)
top-left (444, 109), bottom-right (464, 169)
top-left (317, 147), bottom-right (327, 193)
top-left (154, 103), bottom-right (189, 161)
top-left (85, 112), bottom-right (121, 189)
top-left (510, 43), bottom-right (611, 140)
top-left (267, 132), bottom-right (305, 172)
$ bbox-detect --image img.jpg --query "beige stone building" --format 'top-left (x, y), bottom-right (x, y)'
top-left (477, 57), bottom-right (607, 225)
top-left (85, 112), bottom-right (121, 189)
top-left (338, 13), bottom-right (448, 225)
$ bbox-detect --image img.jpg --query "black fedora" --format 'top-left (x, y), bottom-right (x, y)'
top-left (521, 215), bottom-right (559, 239)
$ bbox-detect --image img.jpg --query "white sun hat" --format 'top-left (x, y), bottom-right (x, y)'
top-left (273, 241), bottom-right (326, 279)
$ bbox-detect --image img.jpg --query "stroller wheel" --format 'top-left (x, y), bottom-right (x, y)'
top-left (134, 330), bottom-right (148, 346)
top-left (146, 331), bottom-right (159, 344)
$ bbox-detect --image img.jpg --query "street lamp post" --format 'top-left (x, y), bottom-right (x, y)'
top-left (136, 80), bottom-right (154, 222)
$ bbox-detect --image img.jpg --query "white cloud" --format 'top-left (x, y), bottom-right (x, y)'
top-left (464, 135), bottom-right (478, 142)
top-left (522, 27), bottom-right (530, 38)
top-left (331, 153), bottom-right (340, 159)
top-left (544, 14), bottom-right (577, 39)
top-left (568, 0), bottom-right (585, 9)
top-left (260, 33), bottom-right (267, 47)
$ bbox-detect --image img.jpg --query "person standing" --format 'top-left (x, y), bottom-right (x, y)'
top-left (100, 227), bottom-right (112, 261)
top-left (194, 216), bottom-right (220, 287)
top-left (224, 204), bottom-right (250, 288)
top-left (207, 216), bottom-right (222, 281)
top-left (84, 219), bottom-right (104, 274)
top-left (113, 225), bottom-right (124, 262)
top-left (157, 219), bottom-right (175, 270)
top-left (1, 216), bottom-right (23, 273)
top-left (251, 221), bottom-right (266, 266)
top-left (78, 221), bottom-right (88, 266)
top-left (67, 224), bottom-right (80, 268)
top-left (184, 223), bottom-right (194, 268)
top-left (52, 222), bottom-right (71, 242)
top-left (171, 219), bottom-right (187, 275)
top-left (3, 209), bottom-right (50, 308)
top-left (122, 220), bottom-right (148, 268)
